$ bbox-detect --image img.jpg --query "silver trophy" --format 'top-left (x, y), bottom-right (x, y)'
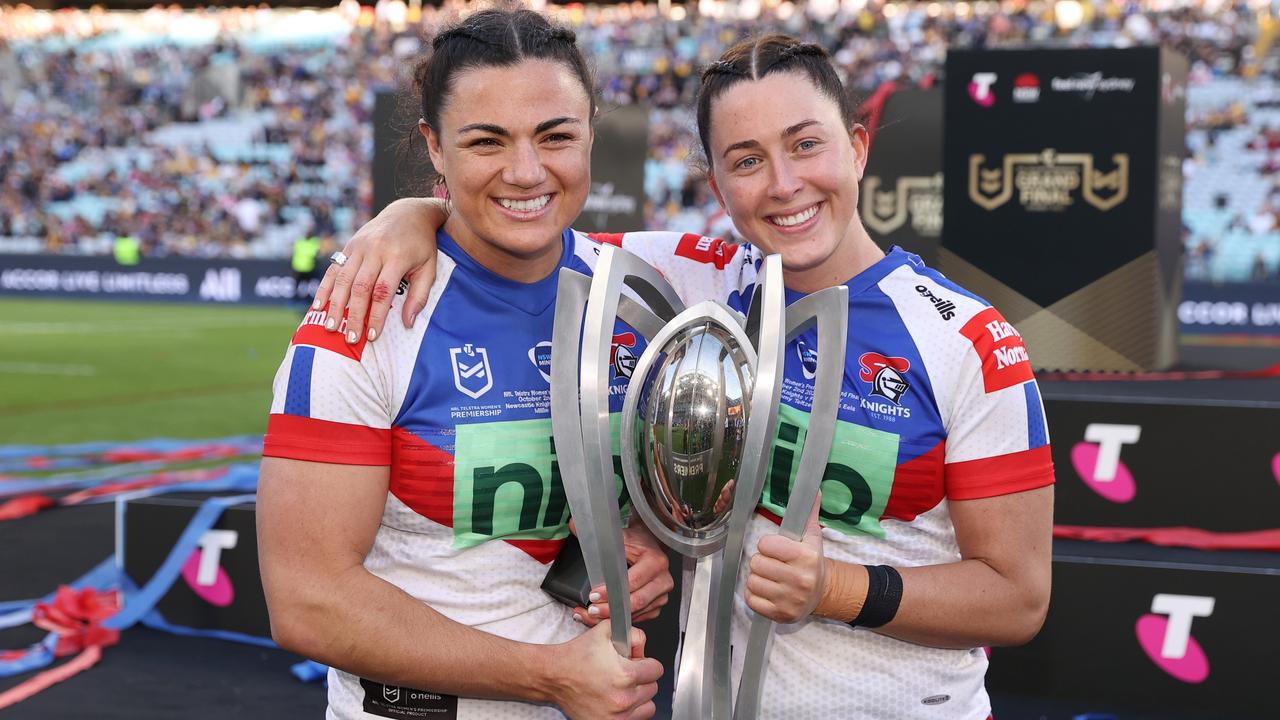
top-left (552, 245), bottom-right (848, 720)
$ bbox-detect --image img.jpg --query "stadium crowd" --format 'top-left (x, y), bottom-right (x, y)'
top-left (0, 0), bottom-right (1277, 280)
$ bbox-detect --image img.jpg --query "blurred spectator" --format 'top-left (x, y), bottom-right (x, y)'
top-left (0, 0), bottom-right (1275, 284)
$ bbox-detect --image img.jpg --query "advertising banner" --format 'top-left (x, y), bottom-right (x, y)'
top-left (943, 47), bottom-right (1186, 371)
top-left (860, 88), bottom-right (943, 264)
top-left (0, 254), bottom-right (319, 304)
top-left (1045, 396), bottom-right (1280, 531)
top-left (988, 543), bottom-right (1280, 718)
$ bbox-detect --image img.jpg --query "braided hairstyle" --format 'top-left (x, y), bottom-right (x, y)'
top-left (695, 34), bottom-right (855, 170)
top-left (415, 9), bottom-right (596, 135)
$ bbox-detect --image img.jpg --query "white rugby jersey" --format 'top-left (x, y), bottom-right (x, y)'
top-left (596, 231), bottom-right (1053, 720)
top-left (265, 229), bottom-right (642, 720)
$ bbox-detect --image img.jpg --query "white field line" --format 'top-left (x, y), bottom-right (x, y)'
top-left (0, 317), bottom-right (293, 335)
top-left (0, 361), bottom-right (98, 376)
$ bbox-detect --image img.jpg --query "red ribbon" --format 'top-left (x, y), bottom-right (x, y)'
top-left (31, 586), bottom-right (122, 658)
top-left (0, 495), bottom-right (56, 521)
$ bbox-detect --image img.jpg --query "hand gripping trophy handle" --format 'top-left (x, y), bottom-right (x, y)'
top-left (732, 284), bottom-right (849, 720)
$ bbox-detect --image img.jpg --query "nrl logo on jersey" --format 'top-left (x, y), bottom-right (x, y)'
top-left (451, 344), bottom-right (493, 399)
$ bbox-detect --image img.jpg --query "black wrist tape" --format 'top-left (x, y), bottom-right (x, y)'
top-left (848, 564), bottom-right (903, 629)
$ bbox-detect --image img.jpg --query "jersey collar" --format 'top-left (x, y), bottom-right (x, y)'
top-left (782, 246), bottom-right (914, 306)
top-left (435, 228), bottom-right (575, 316)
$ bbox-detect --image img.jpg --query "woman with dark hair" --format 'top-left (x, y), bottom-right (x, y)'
top-left (321, 31), bottom-right (1053, 720)
top-left (257, 10), bottom-right (669, 719)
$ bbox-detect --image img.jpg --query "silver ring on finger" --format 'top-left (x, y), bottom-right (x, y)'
top-left (329, 251), bottom-right (348, 267)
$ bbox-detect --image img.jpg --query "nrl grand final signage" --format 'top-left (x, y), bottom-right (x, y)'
top-left (943, 47), bottom-right (1187, 372)
top-left (860, 88), bottom-right (944, 264)
top-left (968, 148), bottom-right (1129, 213)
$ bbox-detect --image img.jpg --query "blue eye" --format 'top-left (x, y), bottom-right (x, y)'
top-left (798, 140), bottom-right (819, 151)
top-left (736, 157), bottom-right (760, 170)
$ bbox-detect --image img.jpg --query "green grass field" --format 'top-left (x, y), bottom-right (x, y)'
top-left (0, 299), bottom-right (302, 446)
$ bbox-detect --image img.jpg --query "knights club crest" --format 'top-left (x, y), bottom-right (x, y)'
top-left (450, 344), bottom-right (493, 399)
top-left (858, 352), bottom-right (911, 405)
top-left (611, 332), bottom-right (638, 379)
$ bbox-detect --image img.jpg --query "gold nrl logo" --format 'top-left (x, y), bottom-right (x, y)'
top-left (861, 173), bottom-right (944, 236)
top-left (968, 149), bottom-right (1128, 212)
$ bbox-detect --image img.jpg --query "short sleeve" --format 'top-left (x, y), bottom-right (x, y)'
top-left (943, 307), bottom-right (1055, 500)
top-left (586, 231), bottom-right (757, 308)
top-left (263, 307), bottom-right (392, 466)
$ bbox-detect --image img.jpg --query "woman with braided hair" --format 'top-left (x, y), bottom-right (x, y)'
top-left (257, 9), bottom-right (671, 719)
top-left (321, 31), bottom-right (1054, 720)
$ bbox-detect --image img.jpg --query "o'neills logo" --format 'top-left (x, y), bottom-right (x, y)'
top-left (915, 284), bottom-right (956, 320)
top-left (969, 149), bottom-right (1128, 212)
top-left (861, 174), bottom-right (942, 237)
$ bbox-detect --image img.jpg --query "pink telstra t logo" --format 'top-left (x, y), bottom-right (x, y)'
top-left (180, 529), bottom-right (238, 607)
top-left (969, 72), bottom-right (997, 107)
top-left (1271, 451), bottom-right (1280, 487)
top-left (1070, 423), bottom-right (1141, 503)
top-left (1135, 593), bottom-right (1214, 683)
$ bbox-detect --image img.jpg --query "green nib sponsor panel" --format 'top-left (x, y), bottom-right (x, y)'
top-left (762, 404), bottom-right (899, 538)
top-left (451, 415), bottom-right (629, 549)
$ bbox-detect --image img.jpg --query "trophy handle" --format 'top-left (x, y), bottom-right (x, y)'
top-left (733, 284), bottom-right (849, 720)
top-left (566, 246), bottom-right (687, 656)
top-left (698, 254), bottom-right (786, 720)
top-left (550, 269), bottom-right (614, 621)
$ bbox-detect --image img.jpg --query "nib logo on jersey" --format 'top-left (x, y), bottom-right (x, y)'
top-left (1070, 423), bottom-right (1140, 503)
top-left (1136, 594), bottom-right (1214, 683)
top-left (611, 332), bottom-right (638, 379)
top-left (1012, 73), bottom-right (1040, 103)
top-left (450, 343), bottom-right (493, 399)
top-left (968, 72), bottom-right (997, 107)
top-left (528, 341), bottom-right (553, 383)
top-left (858, 352), bottom-right (911, 406)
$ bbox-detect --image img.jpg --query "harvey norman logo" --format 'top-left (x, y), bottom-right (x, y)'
top-left (1051, 72), bottom-right (1136, 100)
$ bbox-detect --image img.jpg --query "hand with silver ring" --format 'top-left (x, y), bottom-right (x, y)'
top-left (330, 251), bottom-right (349, 267)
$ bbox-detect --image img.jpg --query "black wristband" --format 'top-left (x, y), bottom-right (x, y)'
top-left (848, 565), bottom-right (903, 629)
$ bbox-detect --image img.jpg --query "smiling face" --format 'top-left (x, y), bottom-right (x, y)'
top-left (706, 71), bottom-right (876, 292)
top-left (423, 58), bottom-right (593, 282)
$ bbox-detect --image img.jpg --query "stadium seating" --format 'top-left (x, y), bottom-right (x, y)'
top-left (0, 2), bottom-right (1276, 285)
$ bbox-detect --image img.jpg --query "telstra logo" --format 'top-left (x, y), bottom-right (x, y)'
top-left (969, 72), bottom-right (997, 107)
top-left (1070, 423), bottom-right (1140, 502)
top-left (1135, 593), bottom-right (1214, 683)
top-left (180, 529), bottom-right (238, 607)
